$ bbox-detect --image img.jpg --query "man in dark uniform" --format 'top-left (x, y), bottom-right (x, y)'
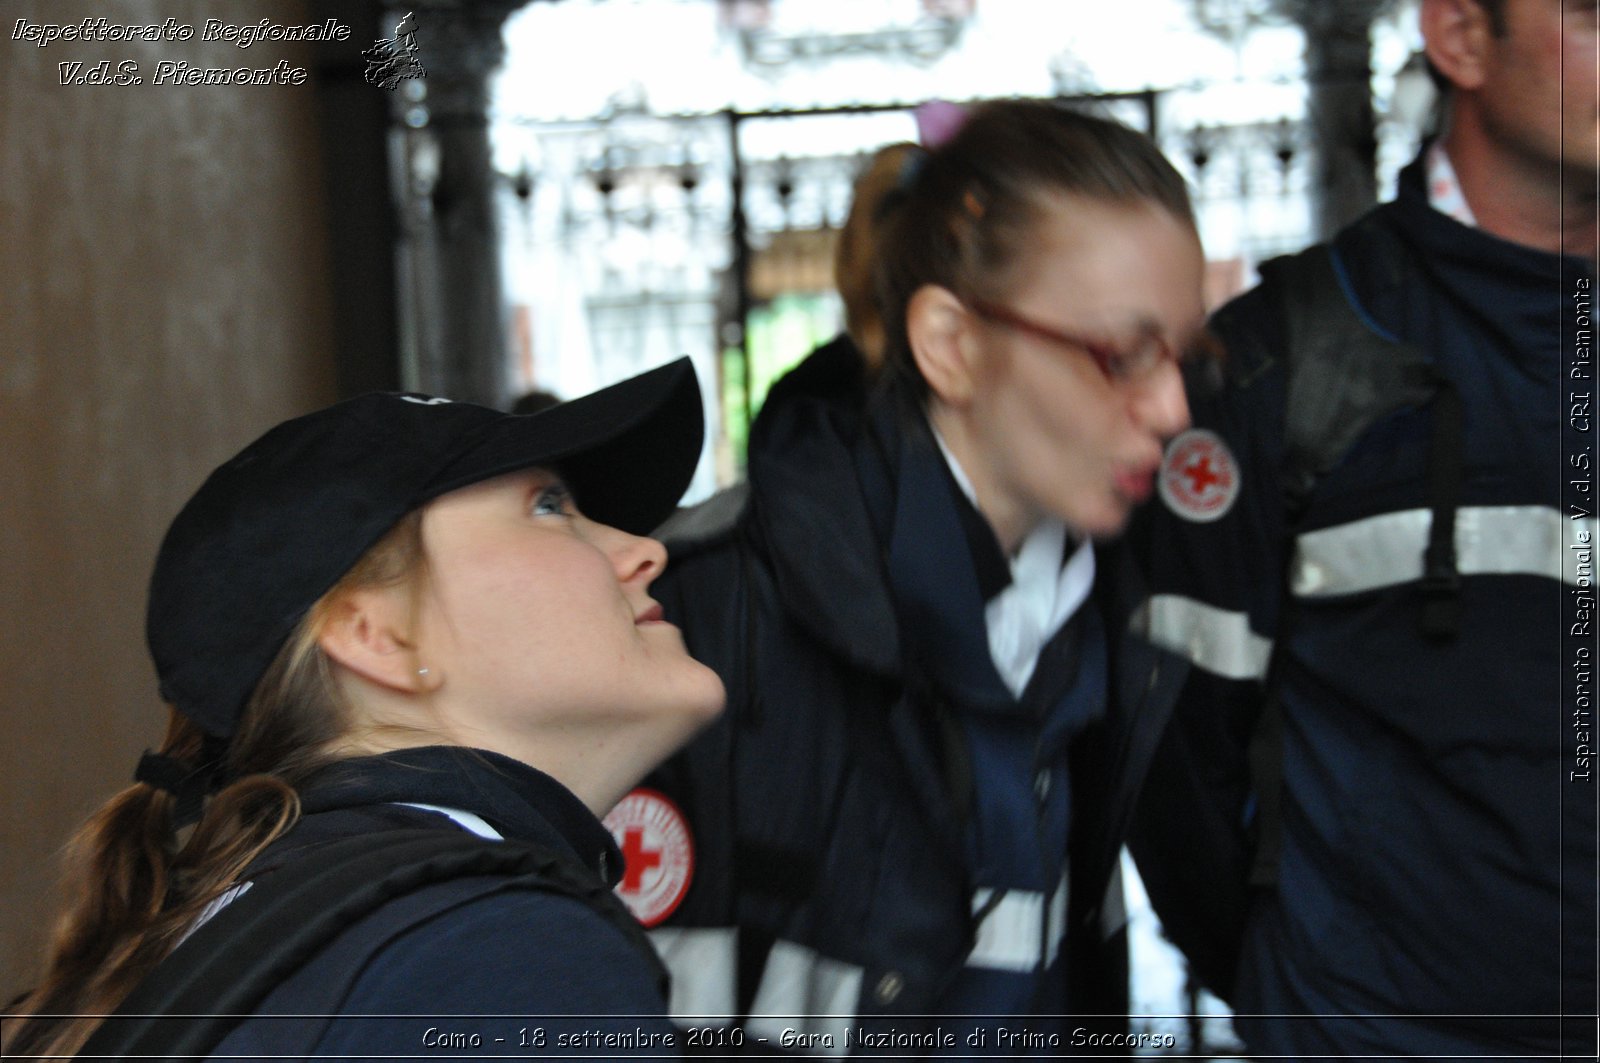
top-left (1131, 0), bottom-right (1599, 1056)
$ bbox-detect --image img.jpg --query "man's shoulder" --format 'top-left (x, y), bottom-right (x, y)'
top-left (1208, 211), bottom-right (1407, 388)
top-left (1208, 276), bottom-right (1288, 388)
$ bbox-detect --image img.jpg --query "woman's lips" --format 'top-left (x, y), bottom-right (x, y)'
top-left (1114, 467), bottom-right (1155, 503)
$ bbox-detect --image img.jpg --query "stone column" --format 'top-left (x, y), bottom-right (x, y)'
top-left (384, 1), bottom-right (524, 406)
top-left (1276, 0), bottom-right (1391, 239)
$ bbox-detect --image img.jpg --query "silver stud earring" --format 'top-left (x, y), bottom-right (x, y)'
top-left (417, 667), bottom-right (430, 678)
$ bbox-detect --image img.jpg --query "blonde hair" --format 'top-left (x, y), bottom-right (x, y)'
top-left (2, 511), bottom-right (427, 1058)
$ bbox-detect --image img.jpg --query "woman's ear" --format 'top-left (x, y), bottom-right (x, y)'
top-left (315, 587), bottom-right (437, 694)
top-left (907, 284), bottom-right (980, 407)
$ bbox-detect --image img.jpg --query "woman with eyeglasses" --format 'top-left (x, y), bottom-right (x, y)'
top-left (630, 100), bottom-right (1211, 1046)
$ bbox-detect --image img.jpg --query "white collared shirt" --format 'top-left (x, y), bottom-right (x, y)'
top-left (931, 426), bottom-right (1096, 698)
top-left (1426, 141), bottom-right (1479, 228)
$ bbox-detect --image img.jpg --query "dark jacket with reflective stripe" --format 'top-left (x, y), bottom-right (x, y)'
top-left (646, 341), bottom-right (1187, 1042)
top-left (1129, 153), bottom-right (1597, 1058)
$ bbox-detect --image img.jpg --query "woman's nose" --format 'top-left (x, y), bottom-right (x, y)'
top-left (609, 528), bottom-right (668, 587)
top-left (1129, 360), bottom-right (1191, 439)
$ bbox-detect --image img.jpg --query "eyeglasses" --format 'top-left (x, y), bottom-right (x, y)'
top-left (964, 297), bottom-right (1217, 384)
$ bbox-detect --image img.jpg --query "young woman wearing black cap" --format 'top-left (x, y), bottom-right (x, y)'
top-left (2, 358), bottom-right (723, 1059)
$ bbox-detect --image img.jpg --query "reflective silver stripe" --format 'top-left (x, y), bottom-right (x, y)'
top-left (745, 940), bottom-right (863, 1051)
top-left (648, 926), bottom-right (738, 1022)
top-left (1144, 594), bottom-right (1273, 681)
top-left (175, 881), bottom-right (254, 948)
top-left (966, 875), bottom-right (1069, 973)
top-left (1291, 505), bottom-right (1597, 597)
top-left (393, 802), bottom-right (503, 840)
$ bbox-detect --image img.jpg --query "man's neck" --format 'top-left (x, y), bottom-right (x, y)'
top-left (1441, 124), bottom-right (1599, 260)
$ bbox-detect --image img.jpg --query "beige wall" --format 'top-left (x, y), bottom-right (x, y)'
top-left (1, 0), bottom-right (341, 996)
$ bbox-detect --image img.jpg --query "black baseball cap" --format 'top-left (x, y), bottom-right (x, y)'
top-left (147, 357), bottom-right (703, 739)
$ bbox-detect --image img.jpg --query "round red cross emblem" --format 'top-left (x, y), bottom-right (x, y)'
top-left (1159, 428), bottom-right (1240, 523)
top-left (602, 788), bottom-right (695, 927)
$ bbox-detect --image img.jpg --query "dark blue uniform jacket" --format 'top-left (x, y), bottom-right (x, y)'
top-left (205, 746), bottom-right (677, 1060)
top-left (643, 345), bottom-right (1189, 1052)
top-left (1130, 153), bottom-right (1598, 1059)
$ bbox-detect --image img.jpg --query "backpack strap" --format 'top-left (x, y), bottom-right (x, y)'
top-left (1268, 238), bottom-right (1440, 521)
top-left (78, 829), bottom-right (664, 1061)
top-left (1244, 229), bottom-right (1458, 888)
top-left (1419, 379), bottom-right (1467, 639)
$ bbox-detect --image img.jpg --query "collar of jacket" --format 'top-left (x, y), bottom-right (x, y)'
top-left (745, 353), bottom-right (1166, 684)
top-left (1349, 148), bottom-right (1595, 369)
top-left (746, 361), bottom-right (1022, 693)
top-left (743, 364), bottom-right (908, 678)
top-left (293, 745), bottom-right (624, 886)
top-left (876, 393), bottom-right (1020, 712)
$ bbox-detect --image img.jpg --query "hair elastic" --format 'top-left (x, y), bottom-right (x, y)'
top-left (134, 738), bottom-right (226, 826)
top-left (895, 146), bottom-right (929, 192)
top-left (872, 146), bottom-right (931, 224)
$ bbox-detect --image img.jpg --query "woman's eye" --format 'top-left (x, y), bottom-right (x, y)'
top-left (531, 483), bottom-right (574, 517)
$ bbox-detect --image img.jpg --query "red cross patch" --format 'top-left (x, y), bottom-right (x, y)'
top-left (1159, 428), bottom-right (1240, 523)
top-left (602, 788), bottom-right (694, 927)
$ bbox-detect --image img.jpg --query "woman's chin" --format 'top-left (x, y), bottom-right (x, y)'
top-left (646, 668), bottom-right (728, 748)
top-left (1061, 502), bottom-right (1130, 542)
top-left (682, 666), bottom-right (728, 725)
